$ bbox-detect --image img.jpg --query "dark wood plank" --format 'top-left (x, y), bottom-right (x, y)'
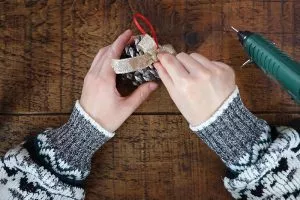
top-left (0, 0), bottom-right (299, 199)
top-left (0, 114), bottom-right (299, 199)
top-left (1, 0), bottom-right (299, 114)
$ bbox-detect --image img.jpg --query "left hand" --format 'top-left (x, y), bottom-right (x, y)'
top-left (80, 30), bottom-right (158, 132)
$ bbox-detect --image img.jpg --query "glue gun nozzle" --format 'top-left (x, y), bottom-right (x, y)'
top-left (231, 26), bottom-right (239, 33)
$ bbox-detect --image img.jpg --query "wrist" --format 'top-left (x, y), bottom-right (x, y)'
top-left (190, 86), bottom-right (271, 167)
top-left (79, 99), bottom-right (119, 132)
top-left (77, 100), bottom-right (116, 135)
top-left (190, 87), bottom-right (240, 131)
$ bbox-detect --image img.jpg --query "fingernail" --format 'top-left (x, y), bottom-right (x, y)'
top-left (149, 82), bottom-right (158, 91)
top-left (157, 52), bottom-right (169, 60)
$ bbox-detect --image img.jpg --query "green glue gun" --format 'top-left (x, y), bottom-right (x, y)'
top-left (231, 26), bottom-right (300, 103)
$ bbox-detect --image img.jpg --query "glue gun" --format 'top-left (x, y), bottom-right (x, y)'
top-left (231, 27), bottom-right (300, 103)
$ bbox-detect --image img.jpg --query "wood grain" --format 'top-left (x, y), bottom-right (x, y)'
top-left (0, 114), bottom-right (299, 199)
top-left (0, 0), bottom-right (300, 199)
top-left (0, 0), bottom-right (299, 113)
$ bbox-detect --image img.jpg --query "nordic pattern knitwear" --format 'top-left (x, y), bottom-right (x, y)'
top-left (0, 88), bottom-right (300, 199)
top-left (0, 101), bottom-right (114, 199)
top-left (35, 101), bottom-right (114, 181)
top-left (0, 144), bottom-right (84, 199)
top-left (191, 87), bottom-right (300, 199)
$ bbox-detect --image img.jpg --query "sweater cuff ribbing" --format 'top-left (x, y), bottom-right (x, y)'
top-left (190, 87), bottom-right (270, 167)
top-left (35, 101), bottom-right (114, 182)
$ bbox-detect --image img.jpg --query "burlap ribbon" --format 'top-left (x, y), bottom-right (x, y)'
top-left (112, 34), bottom-right (176, 74)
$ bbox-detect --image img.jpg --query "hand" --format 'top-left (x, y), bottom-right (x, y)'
top-left (80, 30), bottom-right (158, 132)
top-left (154, 52), bottom-right (235, 126)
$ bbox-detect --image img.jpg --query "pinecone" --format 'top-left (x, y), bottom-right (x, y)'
top-left (120, 35), bottom-right (160, 86)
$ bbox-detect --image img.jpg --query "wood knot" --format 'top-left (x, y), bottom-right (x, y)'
top-left (184, 32), bottom-right (200, 48)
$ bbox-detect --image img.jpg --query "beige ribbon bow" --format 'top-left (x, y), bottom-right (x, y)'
top-left (112, 34), bottom-right (176, 74)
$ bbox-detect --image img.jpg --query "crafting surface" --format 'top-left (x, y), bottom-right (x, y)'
top-left (0, 0), bottom-right (300, 199)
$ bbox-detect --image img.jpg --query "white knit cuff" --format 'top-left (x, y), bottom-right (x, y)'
top-left (190, 86), bottom-right (239, 132)
top-left (75, 100), bottom-right (115, 138)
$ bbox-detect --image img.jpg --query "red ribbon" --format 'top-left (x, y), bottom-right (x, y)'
top-left (133, 13), bottom-right (158, 47)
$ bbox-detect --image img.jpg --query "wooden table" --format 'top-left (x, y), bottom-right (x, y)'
top-left (1, 0), bottom-right (299, 199)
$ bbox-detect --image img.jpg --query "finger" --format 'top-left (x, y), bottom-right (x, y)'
top-left (110, 29), bottom-right (133, 59)
top-left (157, 53), bottom-right (189, 82)
top-left (190, 53), bottom-right (213, 70)
top-left (125, 82), bottom-right (158, 113)
top-left (176, 52), bottom-right (210, 75)
top-left (212, 61), bottom-right (230, 69)
top-left (101, 29), bottom-right (133, 78)
top-left (153, 62), bottom-right (174, 90)
top-left (89, 46), bottom-right (110, 74)
top-left (127, 35), bottom-right (135, 45)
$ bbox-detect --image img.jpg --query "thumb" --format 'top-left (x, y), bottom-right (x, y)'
top-left (125, 82), bottom-right (158, 112)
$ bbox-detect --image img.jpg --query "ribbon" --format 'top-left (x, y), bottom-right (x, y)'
top-left (112, 34), bottom-right (176, 74)
top-left (133, 13), bottom-right (158, 47)
top-left (112, 13), bottom-right (176, 74)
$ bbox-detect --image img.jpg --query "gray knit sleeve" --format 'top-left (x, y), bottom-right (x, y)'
top-left (190, 87), bottom-right (271, 168)
top-left (190, 87), bottom-right (300, 199)
top-left (35, 100), bottom-right (115, 182)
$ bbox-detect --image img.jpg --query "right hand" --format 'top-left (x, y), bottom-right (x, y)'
top-left (154, 52), bottom-right (236, 127)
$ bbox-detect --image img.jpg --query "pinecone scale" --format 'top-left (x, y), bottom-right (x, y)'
top-left (120, 36), bottom-right (160, 86)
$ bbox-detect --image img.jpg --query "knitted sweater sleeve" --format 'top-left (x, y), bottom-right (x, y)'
top-left (0, 101), bottom-right (114, 199)
top-left (190, 87), bottom-right (300, 199)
